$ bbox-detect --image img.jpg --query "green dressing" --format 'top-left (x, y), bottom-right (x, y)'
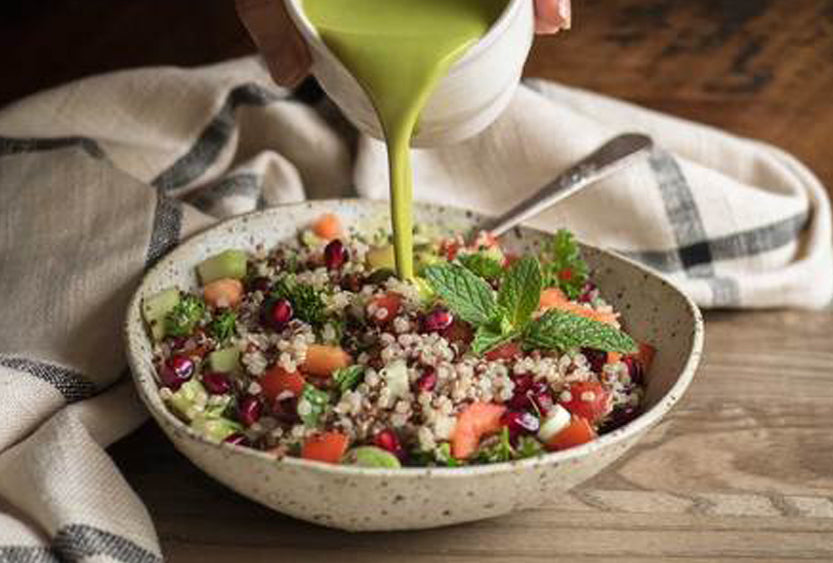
top-left (303, 0), bottom-right (507, 278)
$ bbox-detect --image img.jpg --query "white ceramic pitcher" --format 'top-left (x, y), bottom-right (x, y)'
top-left (283, 0), bottom-right (534, 146)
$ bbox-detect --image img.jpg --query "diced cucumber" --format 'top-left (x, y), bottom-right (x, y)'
top-left (537, 404), bottom-right (571, 442)
top-left (366, 245), bottom-right (395, 271)
top-left (344, 446), bottom-right (401, 468)
top-left (197, 250), bottom-right (247, 285)
top-left (142, 288), bottom-right (180, 341)
top-left (165, 379), bottom-right (208, 422)
top-left (191, 414), bottom-right (242, 443)
top-left (208, 347), bottom-right (240, 374)
top-left (300, 230), bottom-right (323, 248)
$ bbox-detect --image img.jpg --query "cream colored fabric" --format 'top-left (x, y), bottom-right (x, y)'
top-left (0, 56), bottom-right (830, 560)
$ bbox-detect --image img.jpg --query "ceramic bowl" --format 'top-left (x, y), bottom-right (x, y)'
top-left (283, 0), bottom-right (534, 146)
top-left (125, 199), bottom-right (703, 532)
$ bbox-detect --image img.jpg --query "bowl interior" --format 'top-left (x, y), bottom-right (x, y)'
top-left (125, 199), bottom-right (703, 475)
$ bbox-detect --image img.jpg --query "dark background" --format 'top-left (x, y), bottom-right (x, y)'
top-left (2, 0), bottom-right (832, 191)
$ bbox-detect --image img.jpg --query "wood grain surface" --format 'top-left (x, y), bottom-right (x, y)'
top-left (3, 0), bottom-right (832, 560)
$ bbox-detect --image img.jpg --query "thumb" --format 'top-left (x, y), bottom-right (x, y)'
top-left (236, 0), bottom-right (312, 87)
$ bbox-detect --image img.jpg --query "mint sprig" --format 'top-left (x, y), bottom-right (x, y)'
top-left (423, 263), bottom-right (496, 326)
top-left (425, 231), bottom-right (635, 358)
top-left (498, 256), bottom-right (542, 327)
top-left (524, 309), bottom-right (636, 354)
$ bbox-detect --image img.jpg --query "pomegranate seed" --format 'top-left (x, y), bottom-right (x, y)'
top-left (501, 410), bottom-right (540, 438)
top-left (416, 368), bottom-right (438, 392)
top-left (340, 273), bottom-right (364, 292)
top-left (249, 276), bottom-right (272, 293)
top-left (272, 396), bottom-right (300, 423)
top-left (421, 308), bottom-right (453, 333)
top-left (238, 395), bottom-right (263, 426)
top-left (578, 282), bottom-right (597, 303)
top-left (623, 356), bottom-right (644, 384)
top-left (224, 433), bottom-right (250, 447)
top-left (202, 371), bottom-right (232, 395)
top-left (507, 379), bottom-right (553, 413)
top-left (324, 239), bottom-right (349, 270)
top-left (262, 298), bottom-right (293, 330)
top-left (161, 355), bottom-right (194, 390)
top-left (582, 348), bottom-right (607, 374)
top-left (374, 429), bottom-right (405, 459)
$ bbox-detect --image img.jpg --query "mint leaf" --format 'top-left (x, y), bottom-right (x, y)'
top-left (543, 229), bottom-right (589, 300)
top-left (423, 263), bottom-right (496, 326)
top-left (524, 309), bottom-right (637, 354)
top-left (498, 256), bottom-right (542, 328)
top-left (458, 253), bottom-right (504, 281)
top-left (471, 325), bottom-right (516, 356)
top-left (333, 365), bottom-right (365, 394)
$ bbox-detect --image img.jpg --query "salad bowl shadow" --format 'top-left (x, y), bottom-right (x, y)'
top-left (124, 199), bottom-right (703, 531)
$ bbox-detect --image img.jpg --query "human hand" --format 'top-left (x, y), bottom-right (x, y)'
top-left (236, 0), bottom-right (571, 87)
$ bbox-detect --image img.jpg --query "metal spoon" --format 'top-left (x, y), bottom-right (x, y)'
top-left (484, 133), bottom-right (654, 237)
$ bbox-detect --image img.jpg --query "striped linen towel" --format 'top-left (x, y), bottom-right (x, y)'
top-left (0, 56), bottom-right (830, 560)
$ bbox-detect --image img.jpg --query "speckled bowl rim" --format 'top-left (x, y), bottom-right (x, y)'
top-left (125, 198), bottom-right (704, 478)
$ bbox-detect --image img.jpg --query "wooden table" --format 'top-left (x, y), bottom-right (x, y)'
top-left (4, 0), bottom-right (832, 560)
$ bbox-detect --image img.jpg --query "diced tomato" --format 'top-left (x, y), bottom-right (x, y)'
top-left (485, 341), bottom-right (522, 361)
top-left (539, 287), bottom-right (568, 309)
top-left (300, 344), bottom-right (352, 378)
top-left (539, 287), bottom-right (619, 326)
top-left (312, 212), bottom-right (342, 241)
top-left (473, 231), bottom-right (500, 250)
top-left (503, 252), bottom-right (520, 268)
top-left (559, 381), bottom-right (612, 423)
top-left (440, 239), bottom-right (461, 261)
top-left (451, 402), bottom-right (507, 459)
top-left (544, 417), bottom-right (597, 452)
top-left (558, 268), bottom-right (573, 281)
top-left (367, 292), bottom-right (402, 325)
top-left (203, 278), bottom-right (244, 309)
top-left (260, 365), bottom-right (306, 401)
top-left (302, 432), bottom-right (349, 464)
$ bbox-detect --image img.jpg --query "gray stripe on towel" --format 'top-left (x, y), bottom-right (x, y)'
top-left (0, 136), bottom-right (105, 159)
top-left (145, 194), bottom-right (183, 269)
top-left (151, 83), bottom-right (282, 193)
top-left (648, 148), bottom-right (741, 306)
top-left (0, 356), bottom-right (96, 403)
top-left (53, 524), bottom-right (163, 563)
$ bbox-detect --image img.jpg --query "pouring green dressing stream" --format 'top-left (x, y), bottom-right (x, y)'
top-left (303, 0), bottom-right (507, 279)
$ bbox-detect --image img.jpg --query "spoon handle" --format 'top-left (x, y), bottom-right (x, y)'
top-left (485, 133), bottom-right (654, 237)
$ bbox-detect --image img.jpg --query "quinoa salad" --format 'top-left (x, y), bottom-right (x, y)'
top-left (142, 212), bottom-right (655, 468)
